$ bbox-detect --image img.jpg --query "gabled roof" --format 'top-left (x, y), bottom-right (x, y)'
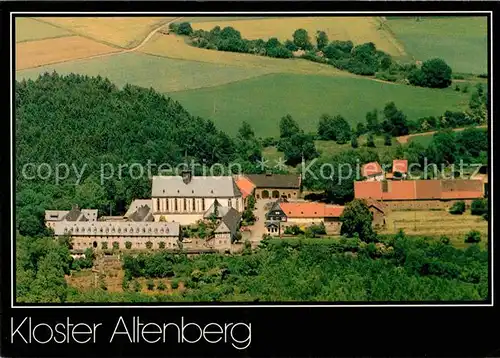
top-left (392, 159), bottom-right (408, 174)
top-left (279, 202), bottom-right (344, 218)
top-left (45, 210), bottom-right (69, 221)
top-left (128, 205), bottom-right (152, 222)
top-left (124, 199), bottom-right (152, 218)
top-left (355, 180), bottom-right (484, 201)
top-left (362, 162), bottom-right (383, 177)
top-left (235, 176), bottom-right (256, 199)
top-left (203, 199), bottom-right (230, 219)
top-left (152, 175), bottom-right (242, 198)
top-left (215, 208), bottom-right (241, 234)
top-left (63, 206), bottom-right (83, 222)
top-left (245, 174), bottom-right (300, 189)
top-left (364, 199), bottom-right (386, 213)
top-left (324, 205), bottom-right (344, 217)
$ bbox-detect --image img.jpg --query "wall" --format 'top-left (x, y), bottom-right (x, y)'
top-left (370, 209), bottom-right (386, 228)
top-left (153, 213), bottom-right (203, 225)
top-left (382, 199), bottom-right (474, 211)
top-left (254, 188), bottom-right (300, 200)
top-left (152, 196), bottom-right (244, 214)
top-left (70, 235), bottom-right (179, 251)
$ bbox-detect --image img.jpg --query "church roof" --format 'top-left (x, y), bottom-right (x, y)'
top-left (152, 175), bottom-right (242, 198)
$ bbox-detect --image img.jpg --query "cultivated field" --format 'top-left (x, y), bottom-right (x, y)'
top-left (190, 17), bottom-right (406, 57)
top-left (140, 33), bottom-right (351, 77)
top-left (386, 16), bottom-right (488, 74)
top-left (16, 36), bottom-right (119, 70)
top-left (16, 52), bottom-right (274, 93)
top-left (38, 17), bottom-right (176, 48)
top-left (15, 17), bottom-right (72, 43)
top-left (381, 210), bottom-right (488, 248)
top-left (169, 73), bottom-right (469, 137)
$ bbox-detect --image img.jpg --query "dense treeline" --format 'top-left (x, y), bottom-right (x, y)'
top-left (17, 232), bottom-right (485, 303)
top-left (169, 22), bottom-right (457, 88)
top-left (16, 73), bottom-right (264, 237)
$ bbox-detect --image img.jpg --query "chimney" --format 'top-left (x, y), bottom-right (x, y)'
top-left (182, 169), bottom-right (192, 184)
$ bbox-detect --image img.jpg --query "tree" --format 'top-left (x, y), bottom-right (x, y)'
top-left (471, 199), bottom-right (487, 216)
top-left (449, 201), bottom-right (466, 215)
top-left (101, 242), bottom-right (108, 250)
top-left (279, 114), bottom-right (300, 138)
top-left (464, 230), bottom-right (481, 243)
top-left (233, 232), bottom-right (243, 243)
top-left (356, 122), bottom-right (367, 136)
top-left (384, 133), bottom-right (392, 146)
top-left (292, 29), bottom-right (313, 50)
top-left (157, 281), bottom-right (166, 291)
top-left (315, 31), bottom-right (328, 50)
top-left (408, 58), bottom-right (452, 88)
top-left (340, 199), bottom-right (377, 243)
top-left (177, 22), bottom-right (194, 36)
top-left (351, 134), bottom-right (359, 148)
top-left (281, 131), bottom-right (319, 166)
top-left (146, 279), bottom-right (155, 291)
top-left (426, 129), bottom-right (457, 164)
top-left (382, 102), bottom-right (409, 137)
top-left (125, 241), bottom-right (132, 249)
top-left (238, 121), bottom-right (255, 140)
top-left (365, 109), bottom-right (380, 134)
top-left (112, 241), bottom-right (119, 250)
top-left (367, 134), bottom-right (376, 148)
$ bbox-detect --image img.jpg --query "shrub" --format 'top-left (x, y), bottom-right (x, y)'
top-left (146, 279), bottom-right (155, 291)
top-left (483, 213), bottom-right (488, 221)
top-left (367, 134), bottom-right (376, 148)
top-left (157, 281), bottom-right (166, 291)
top-left (471, 198), bottom-right (487, 216)
top-left (464, 230), bottom-right (481, 243)
top-left (171, 279), bottom-right (179, 289)
top-left (384, 133), bottom-right (392, 146)
top-left (146, 241), bottom-right (153, 250)
top-left (125, 241), bottom-right (132, 249)
top-left (112, 241), bottom-right (119, 250)
top-left (449, 201), bottom-right (466, 215)
top-left (133, 280), bottom-right (141, 292)
top-left (101, 242), bottom-right (108, 250)
top-left (159, 242), bottom-right (166, 249)
top-left (440, 236), bottom-right (450, 245)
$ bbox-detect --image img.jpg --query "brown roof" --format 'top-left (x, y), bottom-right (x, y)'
top-left (365, 199), bottom-right (386, 213)
top-left (246, 174), bottom-right (300, 189)
top-left (355, 180), bottom-right (483, 201)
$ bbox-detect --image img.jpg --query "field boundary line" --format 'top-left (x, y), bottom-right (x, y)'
top-left (17, 17), bottom-right (183, 71)
top-left (396, 124), bottom-right (488, 144)
top-left (374, 16), bottom-right (411, 59)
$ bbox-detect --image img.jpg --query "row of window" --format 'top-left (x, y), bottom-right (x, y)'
top-left (74, 241), bottom-right (177, 249)
top-left (64, 226), bottom-right (170, 234)
top-left (155, 198), bottom-right (240, 213)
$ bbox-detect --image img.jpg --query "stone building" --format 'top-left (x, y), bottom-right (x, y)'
top-left (151, 171), bottom-right (243, 225)
top-left (364, 199), bottom-right (386, 229)
top-left (234, 175), bottom-right (256, 208)
top-left (245, 173), bottom-right (301, 200)
top-left (354, 179), bottom-right (484, 210)
top-left (53, 220), bottom-right (180, 251)
top-left (206, 207), bottom-right (242, 252)
top-left (45, 205), bottom-right (98, 230)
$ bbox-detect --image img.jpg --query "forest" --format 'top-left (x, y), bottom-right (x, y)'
top-left (16, 231), bottom-right (488, 303)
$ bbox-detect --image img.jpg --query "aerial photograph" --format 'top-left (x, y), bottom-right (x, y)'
top-left (14, 15), bottom-right (489, 303)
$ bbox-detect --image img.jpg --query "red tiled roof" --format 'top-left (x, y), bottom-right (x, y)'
top-left (324, 205), bottom-right (344, 217)
top-left (364, 199), bottom-right (386, 213)
top-left (280, 202), bottom-right (325, 218)
top-left (392, 159), bottom-right (408, 174)
top-left (279, 202), bottom-right (344, 218)
top-left (235, 176), bottom-right (256, 199)
top-left (362, 162), bottom-right (383, 177)
top-left (355, 180), bottom-right (483, 201)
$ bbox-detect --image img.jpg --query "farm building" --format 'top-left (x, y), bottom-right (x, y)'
top-left (245, 173), bottom-right (301, 200)
top-left (151, 170), bottom-right (243, 225)
top-left (265, 201), bottom-right (344, 235)
top-left (354, 179), bottom-right (484, 210)
top-left (364, 199), bottom-right (387, 229)
top-left (361, 162), bottom-right (385, 181)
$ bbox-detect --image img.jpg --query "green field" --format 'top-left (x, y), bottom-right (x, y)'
top-left (408, 133), bottom-right (434, 147)
top-left (170, 73), bottom-right (469, 137)
top-left (15, 17), bottom-right (72, 43)
top-left (386, 16), bottom-right (488, 74)
top-left (16, 52), bottom-right (273, 92)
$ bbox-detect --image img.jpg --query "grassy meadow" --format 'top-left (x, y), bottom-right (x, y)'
top-left (386, 16), bottom-right (488, 74)
top-left (15, 17), bottom-right (72, 43)
top-left (169, 73), bottom-right (470, 137)
top-left (16, 52), bottom-right (274, 92)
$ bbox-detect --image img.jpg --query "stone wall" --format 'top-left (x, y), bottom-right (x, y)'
top-left (254, 188), bottom-right (300, 200)
top-left (383, 199), bottom-right (474, 211)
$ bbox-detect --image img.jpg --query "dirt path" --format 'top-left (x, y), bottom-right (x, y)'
top-left (396, 125), bottom-right (488, 144)
top-left (17, 17), bottom-right (183, 71)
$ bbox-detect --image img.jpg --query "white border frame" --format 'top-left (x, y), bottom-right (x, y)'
top-left (10, 10), bottom-right (494, 308)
